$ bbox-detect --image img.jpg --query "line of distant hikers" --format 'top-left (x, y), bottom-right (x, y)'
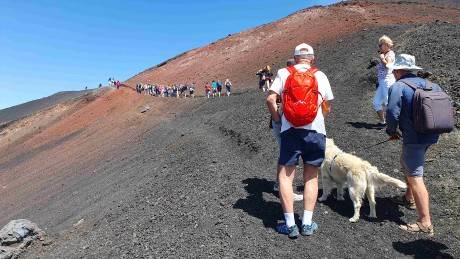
top-left (133, 79), bottom-right (232, 98)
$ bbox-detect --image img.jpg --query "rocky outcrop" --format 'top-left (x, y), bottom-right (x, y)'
top-left (0, 219), bottom-right (45, 259)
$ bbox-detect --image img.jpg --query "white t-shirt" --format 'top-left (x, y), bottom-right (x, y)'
top-left (269, 64), bottom-right (334, 135)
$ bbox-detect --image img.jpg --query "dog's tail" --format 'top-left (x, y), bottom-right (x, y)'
top-left (370, 170), bottom-right (407, 189)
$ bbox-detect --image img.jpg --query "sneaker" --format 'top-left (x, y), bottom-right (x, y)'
top-left (293, 193), bottom-right (303, 201)
top-left (300, 222), bottom-right (318, 236)
top-left (273, 182), bottom-right (279, 192)
top-left (276, 224), bottom-right (300, 239)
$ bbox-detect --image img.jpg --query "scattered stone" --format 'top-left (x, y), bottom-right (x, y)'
top-left (73, 219), bottom-right (84, 228)
top-left (42, 240), bottom-right (53, 246)
top-left (140, 106), bottom-right (150, 113)
top-left (0, 219), bottom-right (45, 259)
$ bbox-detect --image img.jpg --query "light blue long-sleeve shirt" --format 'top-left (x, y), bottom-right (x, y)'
top-left (386, 74), bottom-right (441, 144)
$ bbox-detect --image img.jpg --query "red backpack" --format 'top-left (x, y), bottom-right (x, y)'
top-left (282, 66), bottom-right (323, 127)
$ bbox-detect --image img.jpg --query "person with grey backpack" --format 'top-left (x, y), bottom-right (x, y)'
top-left (386, 54), bottom-right (454, 236)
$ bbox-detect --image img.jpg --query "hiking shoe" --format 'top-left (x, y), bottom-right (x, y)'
top-left (372, 122), bottom-right (386, 130)
top-left (273, 182), bottom-right (279, 192)
top-left (390, 195), bottom-right (416, 210)
top-left (300, 222), bottom-right (318, 236)
top-left (276, 224), bottom-right (300, 239)
top-left (293, 193), bottom-right (303, 201)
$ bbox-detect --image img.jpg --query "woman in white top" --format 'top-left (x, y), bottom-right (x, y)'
top-left (372, 35), bottom-right (396, 127)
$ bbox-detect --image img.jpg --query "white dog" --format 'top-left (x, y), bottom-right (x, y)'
top-left (318, 138), bottom-right (407, 222)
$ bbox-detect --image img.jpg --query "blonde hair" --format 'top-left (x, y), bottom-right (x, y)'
top-left (379, 35), bottom-right (393, 48)
top-left (265, 65), bottom-right (271, 72)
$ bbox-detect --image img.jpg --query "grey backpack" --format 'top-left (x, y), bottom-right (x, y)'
top-left (400, 79), bottom-right (455, 135)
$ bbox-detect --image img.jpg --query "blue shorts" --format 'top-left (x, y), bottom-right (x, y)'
top-left (401, 143), bottom-right (432, 177)
top-left (278, 128), bottom-right (326, 167)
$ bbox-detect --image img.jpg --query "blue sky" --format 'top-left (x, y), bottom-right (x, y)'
top-left (0, 0), bottom-right (339, 110)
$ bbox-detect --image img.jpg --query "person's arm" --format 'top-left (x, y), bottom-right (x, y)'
top-left (386, 84), bottom-right (403, 136)
top-left (266, 91), bottom-right (281, 123)
top-left (380, 51), bottom-right (395, 67)
top-left (322, 100), bottom-right (331, 117)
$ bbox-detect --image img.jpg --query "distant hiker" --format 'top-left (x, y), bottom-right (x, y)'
top-left (205, 82), bottom-right (211, 98)
top-left (225, 79), bottom-right (232, 96)
top-left (263, 65), bottom-right (273, 92)
top-left (211, 80), bottom-right (217, 97)
top-left (176, 84), bottom-right (181, 98)
top-left (217, 80), bottom-right (223, 97)
top-left (373, 35), bottom-right (396, 127)
top-left (108, 77), bottom-right (112, 86)
top-left (266, 43), bottom-right (333, 238)
top-left (159, 85), bottom-right (164, 97)
top-left (98, 83), bottom-right (102, 88)
top-left (256, 65), bottom-right (273, 92)
top-left (386, 54), bottom-right (444, 236)
top-left (148, 84), bottom-right (153, 95)
top-left (85, 86), bottom-right (88, 90)
top-left (116, 80), bottom-right (121, 90)
top-left (256, 69), bottom-right (265, 90)
top-left (182, 84), bottom-right (188, 98)
top-left (189, 83), bottom-right (195, 98)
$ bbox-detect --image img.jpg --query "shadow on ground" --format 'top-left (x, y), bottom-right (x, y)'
top-left (347, 121), bottom-right (385, 130)
top-left (393, 239), bottom-right (455, 259)
top-left (233, 178), bottom-right (284, 230)
top-left (317, 189), bottom-right (406, 224)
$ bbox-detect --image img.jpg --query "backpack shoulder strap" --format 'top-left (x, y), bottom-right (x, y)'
top-left (400, 78), bottom-right (433, 91)
top-left (286, 65), bottom-right (297, 75)
top-left (424, 79), bottom-right (433, 90)
top-left (308, 66), bottom-right (319, 75)
top-left (399, 79), bottom-right (420, 90)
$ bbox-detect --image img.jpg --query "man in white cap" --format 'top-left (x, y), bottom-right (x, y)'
top-left (266, 43), bottom-right (333, 238)
top-left (386, 54), bottom-right (442, 235)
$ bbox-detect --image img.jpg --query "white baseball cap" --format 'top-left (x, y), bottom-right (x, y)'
top-left (294, 43), bottom-right (314, 56)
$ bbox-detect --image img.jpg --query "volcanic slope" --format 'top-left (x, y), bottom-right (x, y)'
top-left (0, 89), bottom-right (98, 126)
top-left (0, 1), bottom-right (459, 258)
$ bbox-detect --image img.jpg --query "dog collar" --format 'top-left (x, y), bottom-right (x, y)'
top-left (329, 152), bottom-right (343, 173)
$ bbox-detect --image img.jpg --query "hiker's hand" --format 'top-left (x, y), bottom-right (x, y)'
top-left (389, 132), bottom-right (401, 140)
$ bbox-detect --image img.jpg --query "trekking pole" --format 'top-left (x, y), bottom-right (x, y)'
top-left (364, 135), bottom-right (402, 149)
